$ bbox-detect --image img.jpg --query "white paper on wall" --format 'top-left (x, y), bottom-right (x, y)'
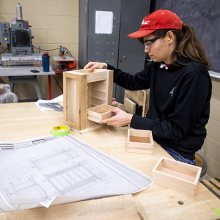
top-left (95, 11), bottom-right (113, 34)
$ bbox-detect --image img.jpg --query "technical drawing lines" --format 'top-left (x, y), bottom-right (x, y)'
top-left (0, 143), bottom-right (15, 150)
top-left (4, 177), bottom-right (48, 205)
top-left (44, 161), bottom-right (107, 196)
top-left (6, 149), bottom-right (79, 177)
top-left (6, 161), bottom-right (37, 178)
top-left (31, 148), bottom-right (80, 170)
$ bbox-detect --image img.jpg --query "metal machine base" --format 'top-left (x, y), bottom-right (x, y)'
top-left (8, 75), bottom-right (42, 101)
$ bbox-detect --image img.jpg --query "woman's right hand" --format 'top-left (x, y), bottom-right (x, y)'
top-left (84, 62), bottom-right (107, 72)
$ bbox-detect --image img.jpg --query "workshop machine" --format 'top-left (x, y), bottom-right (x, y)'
top-left (53, 46), bottom-right (77, 74)
top-left (0, 4), bottom-right (45, 101)
top-left (52, 46), bottom-right (77, 97)
top-left (0, 3), bottom-right (42, 66)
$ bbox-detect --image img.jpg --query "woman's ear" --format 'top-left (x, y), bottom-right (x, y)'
top-left (167, 31), bottom-right (175, 44)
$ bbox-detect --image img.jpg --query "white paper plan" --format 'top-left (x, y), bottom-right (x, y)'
top-left (0, 135), bottom-right (152, 212)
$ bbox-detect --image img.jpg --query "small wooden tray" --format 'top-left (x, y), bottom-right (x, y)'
top-left (87, 104), bottom-right (118, 123)
top-left (151, 157), bottom-right (202, 196)
top-left (127, 129), bottom-right (154, 154)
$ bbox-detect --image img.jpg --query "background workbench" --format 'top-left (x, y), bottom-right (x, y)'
top-left (0, 102), bottom-right (220, 220)
top-left (0, 66), bottom-right (55, 101)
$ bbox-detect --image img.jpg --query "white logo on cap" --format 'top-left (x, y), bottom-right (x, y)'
top-left (142, 20), bottom-right (150, 25)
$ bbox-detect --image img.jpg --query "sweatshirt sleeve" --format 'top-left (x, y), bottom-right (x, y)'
top-left (107, 64), bottom-right (151, 90)
top-left (130, 74), bottom-right (211, 140)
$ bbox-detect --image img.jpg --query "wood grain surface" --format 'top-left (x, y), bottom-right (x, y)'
top-left (0, 195), bottom-right (140, 220)
top-left (0, 103), bottom-right (220, 220)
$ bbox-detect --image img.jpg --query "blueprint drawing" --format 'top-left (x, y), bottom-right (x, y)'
top-left (0, 135), bottom-right (151, 211)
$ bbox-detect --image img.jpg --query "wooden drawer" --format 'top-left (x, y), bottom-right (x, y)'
top-left (127, 129), bottom-right (154, 154)
top-left (87, 104), bottom-right (117, 123)
top-left (151, 157), bottom-right (202, 196)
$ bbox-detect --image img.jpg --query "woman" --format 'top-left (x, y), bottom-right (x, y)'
top-left (84, 9), bottom-right (212, 165)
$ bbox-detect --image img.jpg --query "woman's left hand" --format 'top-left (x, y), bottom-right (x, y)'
top-left (100, 108), bottom-right (133, 127)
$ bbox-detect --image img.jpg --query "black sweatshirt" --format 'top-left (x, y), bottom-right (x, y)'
top-left (107, 56), bottom-right (212, 160)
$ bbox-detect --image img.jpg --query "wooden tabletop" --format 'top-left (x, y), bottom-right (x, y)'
top-left (0, 102), bottom-right (220, 220)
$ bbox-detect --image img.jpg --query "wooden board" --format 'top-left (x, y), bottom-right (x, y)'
top-left (107, 70), bottom-right (114, 105)
top-left (210, 178), bottom-right (220, 191)
top-left (124, 98), bottom-right (137, 114)
top-left (124, 90), bottom-right (149, 117)
top-left (202, 179), bottom-right (220, 197)
top-left (63, 72), bottom-right (87, 130)
top-left (0, 195), bottom-right (140, 220)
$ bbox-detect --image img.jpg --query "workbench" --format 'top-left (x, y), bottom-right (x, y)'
top-left (0, 66), bottom-right (55, 101)
top-left (0, 102), bottom-right (220, 220)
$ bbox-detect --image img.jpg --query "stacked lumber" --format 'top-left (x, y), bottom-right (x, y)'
top-left (201, 178), bottom-right (220, 199)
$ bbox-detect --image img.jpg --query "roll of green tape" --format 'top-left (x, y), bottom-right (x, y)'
top-left (51, 125), bottom-right (70, 136)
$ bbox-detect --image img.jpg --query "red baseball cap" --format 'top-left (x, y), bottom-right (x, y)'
top-left (128, 9), bottom-right (183, 39)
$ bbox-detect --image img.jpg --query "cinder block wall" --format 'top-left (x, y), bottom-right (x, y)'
top-left (204, 79), bottom-right (220, 179)
top-left (0, 0), bottom-right (79, 100)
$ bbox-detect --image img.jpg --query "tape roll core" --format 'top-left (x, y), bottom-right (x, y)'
top-left (51, 125), bottom-right (70, 136)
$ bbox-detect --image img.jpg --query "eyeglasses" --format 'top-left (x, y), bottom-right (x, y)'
top-left (143, 33), bottom-right (167, 49)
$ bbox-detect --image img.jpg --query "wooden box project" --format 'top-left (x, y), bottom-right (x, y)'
top-left (151, 157), bottom-right (202, 196)
top-left (127, 129), bottom-right (154, 154)
top-left (87, 104), bottom-right (118, 123)
top-left (63, 69), bottom-right (113, 130)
